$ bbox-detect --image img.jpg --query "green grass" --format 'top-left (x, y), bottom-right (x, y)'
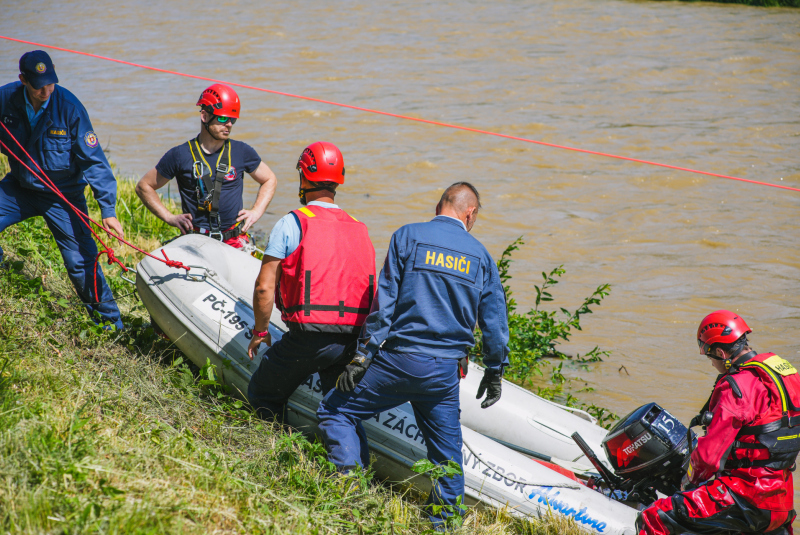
top-left (0, 155), bottom-right (590, 534)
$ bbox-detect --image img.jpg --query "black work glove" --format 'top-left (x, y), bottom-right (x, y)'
top-left (458, 357), bottom-right (469, 379)
top-left (476, 368), bottom-right (502, 408)
top-left (336, 354), bottom-right (371, 393)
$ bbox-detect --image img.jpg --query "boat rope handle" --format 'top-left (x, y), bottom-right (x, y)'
top-left (461, 439), bottom-right (581, 489)
top-left (1, 35), bottom-right (797, 194)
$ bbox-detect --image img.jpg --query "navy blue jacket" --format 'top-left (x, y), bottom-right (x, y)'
top-left (359, 216), bottom-right (510, 374)
top-left (0, 82), bottom-right (117, 218)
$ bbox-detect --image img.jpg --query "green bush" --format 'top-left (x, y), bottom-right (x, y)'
top-left (472, 237), bottom-right (618, 428)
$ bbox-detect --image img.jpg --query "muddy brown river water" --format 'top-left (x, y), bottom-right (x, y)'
top-left (3, 0), bottom-right (800, 516)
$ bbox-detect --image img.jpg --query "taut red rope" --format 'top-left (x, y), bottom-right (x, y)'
top-left (1, 35), bottom-right (797, 193)
top-left (0, 122), bottom-right (189, 304)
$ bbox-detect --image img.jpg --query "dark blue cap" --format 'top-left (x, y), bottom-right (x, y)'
top-left (19, 50), bottom-right (58, 90)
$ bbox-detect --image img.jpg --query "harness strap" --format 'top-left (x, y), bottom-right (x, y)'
top-left (192, 221), bottom-right (243, 242)
top-left (740, 415), bottom-right (800, 435)
top-left (726, 457), bottom-right (797, 470)
top-left (732, 440), bottom-right (768, 450)
top-left (285, 269), bottom-right (373, 316)
top-left (187, 138), bottom-right (232, 233)
top-left (283, 304), bottom-right (373, 315)
top-left (739, 360), bottom-right (800, 412)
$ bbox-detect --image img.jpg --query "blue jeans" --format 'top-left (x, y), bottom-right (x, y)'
top-left (0, 178), bottom-right (122, 329)
top-left (317, 349), bottom-right (464, 528)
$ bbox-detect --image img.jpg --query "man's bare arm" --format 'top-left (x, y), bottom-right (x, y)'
top-left (237, 161), bottom-right (278, 232)
top-left (247, 255), bottom-right (281, 359)
top-left (135, 168), bottom-right (193, 233)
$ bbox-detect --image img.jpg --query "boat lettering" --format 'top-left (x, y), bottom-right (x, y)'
top-left (492, 464), bottom-right (505, 482)
top-left (382, 413), bottom-right (396, 429)
top-left (462, 446), bottom-right (530, 495)
top-left (392, 417), bottom-right (407, 434)
top-left (481, 462), bottom-right (494, 478)
top-left (462, 448), bottom-right (481, 471)
top-left (196, 292), bottom-right (253, 338)
top-left (370, 411), bottom-right (425, 445)
top-left (527, 488), bottom-right (607, 532)
top-left (300, 375), bottom-right (323, 394)
top-left (469, 453), bottom-right (481, 470)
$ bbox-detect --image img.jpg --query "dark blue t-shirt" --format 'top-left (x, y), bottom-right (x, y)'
top-left (155, 138), bottom-right (261, 231)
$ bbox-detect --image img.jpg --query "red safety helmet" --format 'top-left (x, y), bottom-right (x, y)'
top-left (697, 310), bottom-right (751, 356)
top-left (296, 141), bottom-right (345, 184)
top-left (196, 84), bottom-right (240, 119)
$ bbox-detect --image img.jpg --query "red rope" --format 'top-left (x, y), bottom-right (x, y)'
top-left (0, 122), bottom-right (190, 303)
top-left (1, 35), bottom-right (797, 193)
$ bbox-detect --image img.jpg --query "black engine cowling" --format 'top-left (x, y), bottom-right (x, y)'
top-left (601, 402), bottom-right (694, 504)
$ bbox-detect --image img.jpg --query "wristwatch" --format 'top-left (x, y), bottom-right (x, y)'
top-left (252, 328), bottom-right (269, 338)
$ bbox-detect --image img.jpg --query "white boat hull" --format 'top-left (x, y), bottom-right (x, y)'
top-left (136, 235), bottom-right (637, 534)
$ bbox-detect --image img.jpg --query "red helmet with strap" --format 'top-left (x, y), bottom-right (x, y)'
top-left (296, 141), bottom-right (345, 184)
top-left (697, 310), bottom-right (752, 355)
top-left (196, 84), bottom-right (240, 118)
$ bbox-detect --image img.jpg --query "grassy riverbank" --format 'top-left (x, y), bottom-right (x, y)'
top-left (0, 158), bottom-right (588, 534)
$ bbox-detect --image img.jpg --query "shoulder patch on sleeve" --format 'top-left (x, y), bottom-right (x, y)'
top-left (84, 131), bottom-right (99, 148)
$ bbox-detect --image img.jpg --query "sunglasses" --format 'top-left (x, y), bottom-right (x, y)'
top-left (213, 115), bottom-right (237, 125)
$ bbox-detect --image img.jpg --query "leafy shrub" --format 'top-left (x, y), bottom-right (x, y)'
top-left (472, 237), bottom-right (618, 427)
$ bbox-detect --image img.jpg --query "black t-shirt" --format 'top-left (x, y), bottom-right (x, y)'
top-left (155, 138), bottom-right (261, 231)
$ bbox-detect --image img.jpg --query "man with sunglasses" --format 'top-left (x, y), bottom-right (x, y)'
top-left (637, 310), bottom-right (799, 535)
top-left (136, 84), bottom-right (276, 249)
top-left (0, 50), bottom-right (123, 330)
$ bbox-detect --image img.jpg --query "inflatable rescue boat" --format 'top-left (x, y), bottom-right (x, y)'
top-left (136, 234), bottom-right (638, 534)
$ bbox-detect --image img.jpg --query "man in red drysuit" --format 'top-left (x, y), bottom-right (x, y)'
top-left (637, 310), bottom-right (799, 535)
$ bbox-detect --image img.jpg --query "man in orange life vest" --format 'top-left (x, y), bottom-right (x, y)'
top-left (637, 310), bottom-right (799, 535)
top-left (136, 84), bottom-right (277, 249)
top-left (245, 142), bottom-right (374, 455)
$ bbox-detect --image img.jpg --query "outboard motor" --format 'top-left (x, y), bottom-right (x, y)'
top-left (573, 402), bottom-right (695, 505)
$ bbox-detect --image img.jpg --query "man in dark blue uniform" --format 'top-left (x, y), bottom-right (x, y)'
top-left (317, 181), bottom-right (510, 529)
top-left (0, 51), bottom-right (123, 329)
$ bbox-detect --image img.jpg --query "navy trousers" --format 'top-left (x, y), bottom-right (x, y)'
top-left (317, 349), bottom-right (464, 528)
top-left (247, 330), bottom-right (369, 465)
top-left (0, 178), bottom-right (122, 329)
